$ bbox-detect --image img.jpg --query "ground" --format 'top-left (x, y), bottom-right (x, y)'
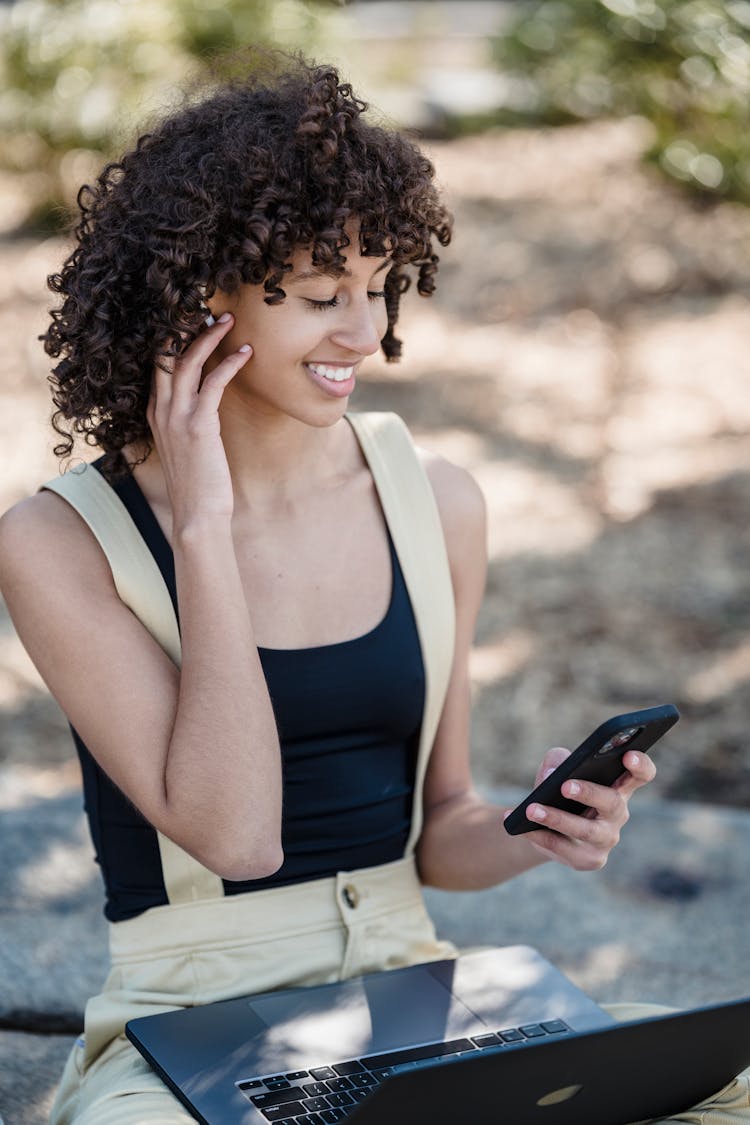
top-left (1, 117), bottom-right (749, 809)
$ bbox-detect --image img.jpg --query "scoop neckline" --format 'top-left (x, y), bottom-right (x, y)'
top-left (115, 463), bottom-right (396, 655)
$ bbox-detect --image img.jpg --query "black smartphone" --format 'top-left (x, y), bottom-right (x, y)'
top-left (503, 704), bottom-right (680, 835)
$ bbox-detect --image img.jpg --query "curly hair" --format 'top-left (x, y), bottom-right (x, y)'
top-left (43, 51), bottom-right (453, 479)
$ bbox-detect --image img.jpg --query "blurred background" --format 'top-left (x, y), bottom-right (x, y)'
top-left (1, 0), bottom-right (749, 812)
top-left (1, 3), bottom-right (750, 1120)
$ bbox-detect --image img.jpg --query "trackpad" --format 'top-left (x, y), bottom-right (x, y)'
top-left (249, 970), bottom-right (480, 1067)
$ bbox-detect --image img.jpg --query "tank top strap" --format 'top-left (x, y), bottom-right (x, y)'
top-left (345, 412), bottom-right (455, 854)
top-left (41, 465), bottom-right (224, 905)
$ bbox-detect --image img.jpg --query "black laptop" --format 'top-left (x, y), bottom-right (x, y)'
top-left (126, 945), bottom-right (750, 1124)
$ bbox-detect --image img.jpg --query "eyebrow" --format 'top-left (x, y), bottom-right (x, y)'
top-left (288, 258), bottom-right (392, 284)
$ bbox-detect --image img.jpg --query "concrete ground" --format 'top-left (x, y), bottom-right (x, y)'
top-left (2, 781), bottom-right (749, 1125)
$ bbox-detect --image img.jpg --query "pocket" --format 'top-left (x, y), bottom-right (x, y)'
top-left (82, 951), bottom-right (200, 1068)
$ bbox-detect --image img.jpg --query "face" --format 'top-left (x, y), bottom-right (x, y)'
top-left (206, 233), bottom-right (391, 427)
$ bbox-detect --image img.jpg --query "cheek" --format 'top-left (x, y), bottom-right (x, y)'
top-left (245, 312), bottom-right (322, 365)
top-left (375, 301), bottom-right (389, 337)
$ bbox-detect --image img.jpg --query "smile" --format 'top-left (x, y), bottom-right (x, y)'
top-left (305, 363), bottom-right (355, 383)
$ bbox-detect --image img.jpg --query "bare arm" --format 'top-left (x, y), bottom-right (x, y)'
top-left (0, 316), bottom-right (282, 880)
top-left (415, 455), bottom-right (656, 890)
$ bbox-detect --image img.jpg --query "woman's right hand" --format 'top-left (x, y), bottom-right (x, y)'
top-left (146, 312), bottom-right (252, 531)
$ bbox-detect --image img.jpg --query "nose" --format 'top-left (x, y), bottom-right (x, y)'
top-left (329, 296), bottom-right (384, 357)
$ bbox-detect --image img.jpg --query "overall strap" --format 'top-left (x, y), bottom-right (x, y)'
top-left (346, 413), bottom-right (456, 854)
top-left (41, 465), bottom-right (225, 905)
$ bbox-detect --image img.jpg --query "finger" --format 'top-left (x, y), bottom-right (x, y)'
top-left (150, 311), bottom-right (226, 416)
top-left (525, 798), bottom-right (623, 847)
top-left (528, 829), bottom-right (608, 872)
top-left (150, 351), bottom-right (177, 420)
top-left (560, 777), bottom-right (627, 821)
top-left (534, 746), bottom-right (570, 787)
top-left (169, 312), bottom-right (236, 407)
top-left (615, 750), bottom-right (657, 794)
top-left (194, 344), bottom-right (253, 414)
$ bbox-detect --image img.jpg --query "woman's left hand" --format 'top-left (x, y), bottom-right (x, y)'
top-left (514, 746), bottom-right (657, 871)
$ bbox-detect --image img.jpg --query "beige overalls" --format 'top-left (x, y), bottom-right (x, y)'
top-left (44, 414), bottom-right (750, 1124)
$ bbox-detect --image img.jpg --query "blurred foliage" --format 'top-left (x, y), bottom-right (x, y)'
top-left (491, 0), bottom-right (750, 206)
top-left (0, 0), bottom-right (340, 232)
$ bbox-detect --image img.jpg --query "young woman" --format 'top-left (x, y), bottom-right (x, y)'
top-left (0, 52), bottom-right (746, 1125)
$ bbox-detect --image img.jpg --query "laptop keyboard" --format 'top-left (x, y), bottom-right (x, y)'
top-left (236, 1019), bottom-right (571, 1121)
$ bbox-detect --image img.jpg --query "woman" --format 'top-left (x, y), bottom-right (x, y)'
top-left (0, 52), bottom-right (746, 1125)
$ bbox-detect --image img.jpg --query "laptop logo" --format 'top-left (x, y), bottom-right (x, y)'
top-left (536, 1083), bottom-right (584, 1107)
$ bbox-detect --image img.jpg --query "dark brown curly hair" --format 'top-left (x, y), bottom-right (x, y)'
top-left (43, 51), bottom-right (453, 478)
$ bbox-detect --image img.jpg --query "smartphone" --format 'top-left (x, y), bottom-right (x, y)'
top-left (503, 704), bottom-right (680, 835)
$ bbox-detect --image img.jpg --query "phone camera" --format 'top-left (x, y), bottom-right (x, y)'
top-left (597, 726), bottom-right (643, 755)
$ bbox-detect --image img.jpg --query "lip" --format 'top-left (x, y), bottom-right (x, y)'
top-left (303, 362), bottom-right (358, 399)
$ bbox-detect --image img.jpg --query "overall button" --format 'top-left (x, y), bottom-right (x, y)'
top-left (342, 884), bottom-right (360, 909)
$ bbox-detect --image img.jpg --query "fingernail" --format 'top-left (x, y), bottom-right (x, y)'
top-left (238, 344), bottom-right (251, 353)
top-left (542, 767), bottom-right (555, 782)
top-left (566, 781), bottom-right (581, 796)
top-left (204, 313), bottom-right (216, 327)
top-left (529, 804), bottom-right (546, 821)
top-left (218, 312), bottom-right (232, 323)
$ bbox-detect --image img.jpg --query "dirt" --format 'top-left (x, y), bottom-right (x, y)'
top-left (1, 118), bottom-right (749, 808)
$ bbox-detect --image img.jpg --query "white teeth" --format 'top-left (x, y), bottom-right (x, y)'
top-left (307, 363), bottom-right (354, 383)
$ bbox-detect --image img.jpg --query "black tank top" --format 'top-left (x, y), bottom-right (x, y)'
top-left (72, 462), bottom-right (425, 921)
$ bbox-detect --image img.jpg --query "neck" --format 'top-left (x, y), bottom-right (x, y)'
top-left (220, 402), bottom-right (356, 511)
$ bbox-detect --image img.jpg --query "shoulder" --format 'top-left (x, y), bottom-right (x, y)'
top-left (351, 411), bottom-right (486, 551)
top-left (417, 445), bottom-right (487, 589)
top-left (418, 445), bottom-right (486, 544)
top-left (0, 486), bottom-right (114, 594)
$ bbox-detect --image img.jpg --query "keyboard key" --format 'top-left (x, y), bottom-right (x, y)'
top-left (286, 1070), bottom-right (309, 1080)
top-left (498, 1028), bottom-right (524, 1042)
top-left (298, 1116), bottom-right (324, 1125)
top-left (266, 1078), bottom-right (292, 1090)
top-left (310, 1067), bottom-right (337, 1081)
top-left (259, 1103), bottom-right (305, 1122)
top-left (238, 1079), bottom-right (263, 1090)
top-left (370, 1068), bottom-right (393, 1082)
top-left (326, 1092), bottom-right (354, 1108)
top-left (362, 1038), bottom-right (473, 1070)
top-left (326, 1078), bottom-right (352, 1092)
top-left (301, 1097), bottom-right (329, 1113)
top-left (472, 1033), bottom-right (502, 1048)
top-left (349, 1073), bottom-right (377, 1088)
top-left (349, 1089), bottom-right (371, 1102)
top-left (332, 1060), bottom-right (365, 1076)
top-left (520, 1024), bottom-right (546, 1038)
top-left (320, 1110), bottom-right (347, 1123)
top-left (252, 1089), bottom-right (304, 1108)
top-left (301, 1083), bottom-right (329, 1098)
top-left (541, 1020), bottom-right (570, 1034)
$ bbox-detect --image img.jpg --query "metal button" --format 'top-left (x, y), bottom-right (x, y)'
top-left (342, 883), bottom-right (360, 909)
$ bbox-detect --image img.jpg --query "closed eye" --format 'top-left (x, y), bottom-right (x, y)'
top-left (305, 291), bottom-right (386, 311)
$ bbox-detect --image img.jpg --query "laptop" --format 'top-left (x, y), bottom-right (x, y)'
top-left (126, 945), bottom-right (750, 1125)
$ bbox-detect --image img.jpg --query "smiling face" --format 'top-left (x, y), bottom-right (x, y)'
top-left (206, 233), bottom-right (391, 428)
